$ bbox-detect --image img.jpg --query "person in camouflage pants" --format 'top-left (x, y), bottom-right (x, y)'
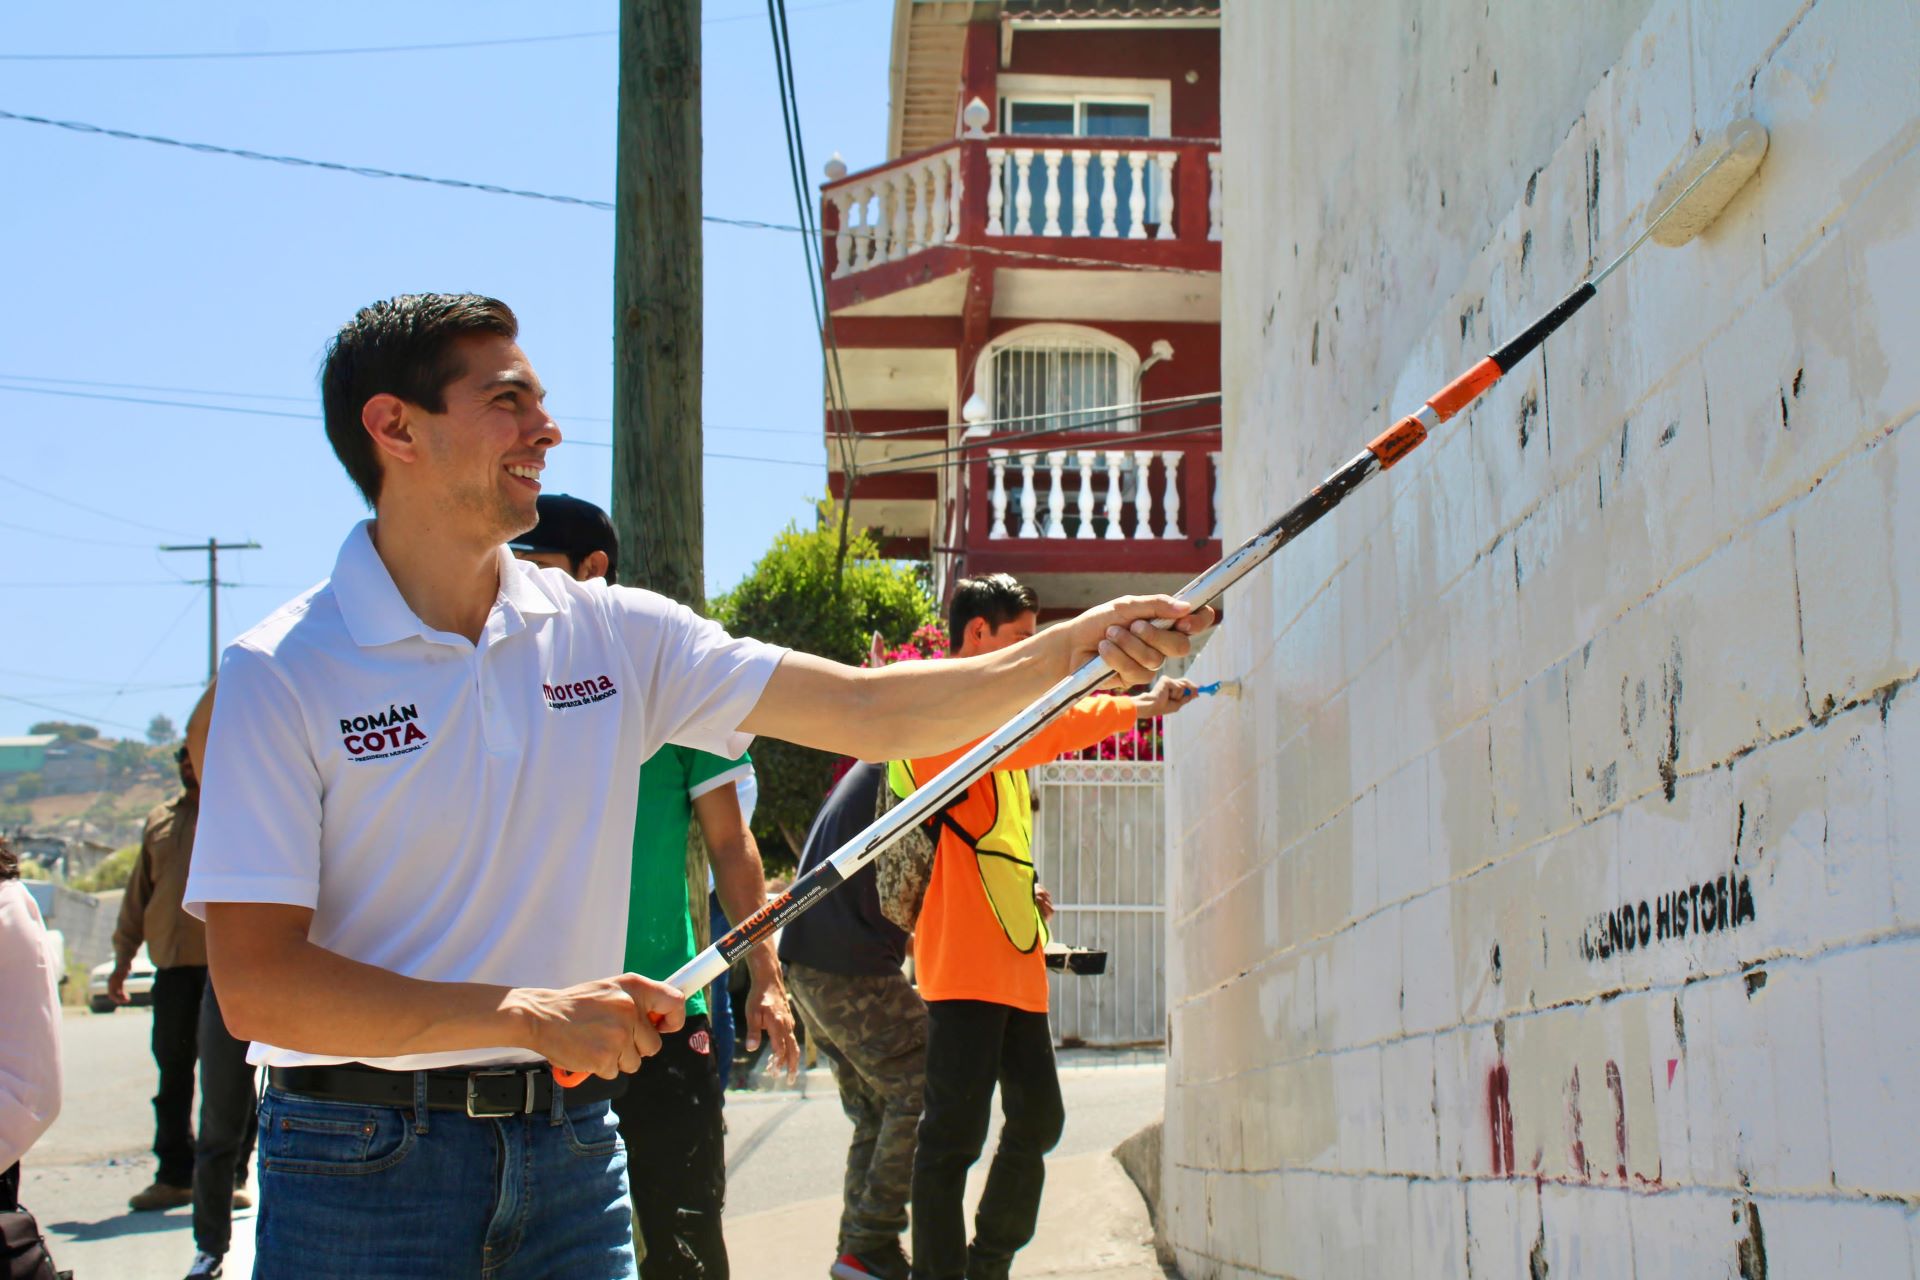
top-left (779, 762), bottom-right (930, 1280)
top-left (787, 967), bottom-right (927, 1261)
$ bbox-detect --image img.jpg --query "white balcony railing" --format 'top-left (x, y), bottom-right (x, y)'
top-left (828, 147), bottom-right (963, 278)
top-left (988, 447), bottom-right (1189, 541)
top-left (825, 138), bottom-right (1222, 278)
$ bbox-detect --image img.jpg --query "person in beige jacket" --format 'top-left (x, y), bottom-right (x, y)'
top-left (111, 742), bottom-right (254, 1222)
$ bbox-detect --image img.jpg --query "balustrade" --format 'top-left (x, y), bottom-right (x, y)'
top-left (982, 447), bottom-right (1225, 543)
top-left (824, 139), bottom-right (1220, 276)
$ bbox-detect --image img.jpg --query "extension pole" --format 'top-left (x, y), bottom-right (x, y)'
top-left (613, 0), bottom-right (705, 610)
top-left (554, 125), bottom-right (1763, 1087)
top-left (159, 539), bottom-right (261, 682)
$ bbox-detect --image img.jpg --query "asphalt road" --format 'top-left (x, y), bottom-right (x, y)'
top-left (24, 1007), bottom-right (1166, 1279)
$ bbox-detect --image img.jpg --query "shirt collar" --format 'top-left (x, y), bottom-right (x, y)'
top-left (330, 521), bottom-right (559, 650)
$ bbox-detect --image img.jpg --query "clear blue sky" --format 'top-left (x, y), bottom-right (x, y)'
top-left (1, 0), bottom-right (892, 740)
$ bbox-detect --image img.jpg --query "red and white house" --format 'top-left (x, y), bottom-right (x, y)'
top-left (820, 0), bottom-right (1222, 616)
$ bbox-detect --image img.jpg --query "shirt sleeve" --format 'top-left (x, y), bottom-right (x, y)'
top-left (112, 820), bottom-right (159, 962)
top-left (686, 748), bottom-right (753, 800)
top-left (908, 695), bottom-right (1138, 779)
top-left (184, 643), bottom-right (326, 918)
top-left (0, 881), bottom-right (62, 1172)
top-left (609, 587), bottom-right (787, 761)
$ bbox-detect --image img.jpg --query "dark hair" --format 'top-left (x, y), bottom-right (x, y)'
top-left (0, 833), bottom-right (16, 883)
top-left (948, 573), bottom-right (1039, 644)
top-left (320, 294), bottom-right (519, 506)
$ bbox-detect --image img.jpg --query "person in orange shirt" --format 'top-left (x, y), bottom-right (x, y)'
top-left (897, 574), bottom-right (1199, 1280)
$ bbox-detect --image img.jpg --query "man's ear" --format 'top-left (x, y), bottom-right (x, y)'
top-left (362, 393), bottom-right (416, 466)
top-left (965, 616), bottom-right (991, 650)
top-left (578, 550), bottom-right (610, 582)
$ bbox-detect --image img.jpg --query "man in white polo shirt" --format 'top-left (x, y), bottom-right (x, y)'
top-left (184, 293), bottom-right (1212, 1280)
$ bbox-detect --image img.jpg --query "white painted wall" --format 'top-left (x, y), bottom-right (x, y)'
top-left (1165, 0), bottom-right (1920, 1275)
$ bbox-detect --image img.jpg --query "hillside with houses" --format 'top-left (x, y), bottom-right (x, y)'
top-left (1, 721), bottom-right (180, 880)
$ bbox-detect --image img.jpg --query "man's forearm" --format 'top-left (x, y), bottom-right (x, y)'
top-left (747, 637), bottom-right (1065, 762)
top-left (710, 837), bottom-right (780, 988)
top-left (207, 906), bottom-right (532, 1059)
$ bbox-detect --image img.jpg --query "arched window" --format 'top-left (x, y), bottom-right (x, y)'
top-left (977, 325), bottom-right (1140, 435)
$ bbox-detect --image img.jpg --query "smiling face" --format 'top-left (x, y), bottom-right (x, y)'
top-left (366, 333), bottom-right (560, 545)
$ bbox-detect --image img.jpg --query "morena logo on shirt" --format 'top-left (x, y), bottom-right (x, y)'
top-left (542, 674), bottom-right (619, 710)
top-left (338, 703), bottom-right (430, 762)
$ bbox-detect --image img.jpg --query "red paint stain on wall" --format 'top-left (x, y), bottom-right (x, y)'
top-left (1568, 1065), bottom-right (1587, 1177)
top-left (1605, 1059), bottom-right (1628, 1181)
top-left (1488, 1061), bottom-right (1516, 1175)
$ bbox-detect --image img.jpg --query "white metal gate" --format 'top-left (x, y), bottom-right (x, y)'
top-left (1032, 725), bottom-right (1167, 1047)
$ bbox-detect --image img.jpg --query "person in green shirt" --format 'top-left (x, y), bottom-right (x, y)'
top-left (513, 494), bottom-right (798, 1279)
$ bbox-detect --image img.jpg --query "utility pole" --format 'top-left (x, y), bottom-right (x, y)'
top-left (159, 538), bottom-right (260, 682)
top-left (612, 0), bottom-right (705, 611)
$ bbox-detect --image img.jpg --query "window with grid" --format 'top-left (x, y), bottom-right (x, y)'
top-left (990, 336), bottom-right (1128, 435)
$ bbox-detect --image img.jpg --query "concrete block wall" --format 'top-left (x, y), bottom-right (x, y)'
top-left (1164, 1), bottom-right (1920, 1275)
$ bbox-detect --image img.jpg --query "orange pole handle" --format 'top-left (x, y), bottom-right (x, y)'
top-left (553, 1010), bottom-right (668, 1089)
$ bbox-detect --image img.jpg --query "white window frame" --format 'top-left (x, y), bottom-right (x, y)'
top-left (974, 324), bottom-right (1142, 434)
top-left (995, 74), bottom-right (1172, 139)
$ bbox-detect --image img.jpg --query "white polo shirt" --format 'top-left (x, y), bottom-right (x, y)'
top-left (184, 521), bottom-right (786, 1071)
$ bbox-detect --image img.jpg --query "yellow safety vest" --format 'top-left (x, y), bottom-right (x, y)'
top-left (888, 758), bottom-right (1048, 954)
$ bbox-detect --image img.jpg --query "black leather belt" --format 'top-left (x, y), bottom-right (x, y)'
top-left (268, 1063), bottom-right (625, 1118)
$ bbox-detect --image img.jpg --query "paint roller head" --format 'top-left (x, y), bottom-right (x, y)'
top-left (1646, 118), bottom-right (1769, 248)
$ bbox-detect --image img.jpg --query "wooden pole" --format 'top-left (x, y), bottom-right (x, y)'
top-left (613, 0), bottom-right (705, 610)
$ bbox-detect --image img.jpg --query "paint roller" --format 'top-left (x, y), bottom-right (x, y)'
top-left (553, 119), bottom-right (1770, 1087)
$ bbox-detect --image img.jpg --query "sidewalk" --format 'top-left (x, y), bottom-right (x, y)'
top-left (727, 1147), bottom-right (1168, 1279)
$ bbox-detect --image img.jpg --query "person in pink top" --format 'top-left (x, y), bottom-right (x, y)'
top-left (0, 833), bottom-right (64, 1251)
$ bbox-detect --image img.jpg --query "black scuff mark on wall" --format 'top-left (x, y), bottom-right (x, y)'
top-left (1585, 142), bottom-right (1601, 262)
top-left (1528, 1216), bottom-right (1550, 1279)
top-left (1518, 388), bottom-right (1540, 451)
top-left (1659, 420), bottom-right (1679, 447)
top-left (1520, 228), bottom-right (1534, 274)
top-left (1540, 355), bottom-right (1553, 454)
top-left (1789, 528), bottom-right (1814, 720)
top-left (1525, 170), bottom-right (1539, 206)
top-left (1311, 320), bottom-right (1320, 366)
top-left (1779, 389), bottom-right (1791, 430)
top-left (1736, 1201), bottom-right (1767, 1279)
top-left (1744, 966), bottom-right (1769, 998)
top-left (1792, 367), bottom-right (1805, 398)
top-left (1659, 637), bottom-right (1684, 802)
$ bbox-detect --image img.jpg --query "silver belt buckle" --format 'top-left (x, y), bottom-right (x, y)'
top-left (466, 1068), bottom-right (536, 1118)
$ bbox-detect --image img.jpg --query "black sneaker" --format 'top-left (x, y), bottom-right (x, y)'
top-left (830, 1241), bottom-right (909, 1280)
top-left (184, 1252), bottom-right (223, 1279)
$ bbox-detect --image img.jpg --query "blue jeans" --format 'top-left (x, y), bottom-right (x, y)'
top-left (253, 1080), bottom-right (637, 1279)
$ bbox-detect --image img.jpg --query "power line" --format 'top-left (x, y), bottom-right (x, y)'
top-left (0, 694), bottom-right (154, 736)
top-left (0, 581), bottom-right (244, 589)
top-left (0, 374), bottom-right (813, 435)
top-left (0, 30), bottom-right (614, 62)
top-left (0, 383), bottom-right (822, 465)
top-left (0, 372), bottom-right (313, 403)
top-left (0, 108), bottom-right (803, 230)
top-left (864, 420), bottom-right (1222, 477)
top-left (839, 396), bottom-right (1223, 471)
top-left (0, 473), bottom-right (192, 536)
top-left (766, 0), bottom-right (864, 540)
top-left (837, 391), bottom-right (1222, 442)
top-left (0, 517), bottom-right (162, 551)
top-left (0, 681), bottom-right (204, 698)
top-left (0, 1), bottom-right (862, 61)
top-left (0, 110), bottom-right (1219, 276)
top-left (0, 381), bottom-right (319, 420)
